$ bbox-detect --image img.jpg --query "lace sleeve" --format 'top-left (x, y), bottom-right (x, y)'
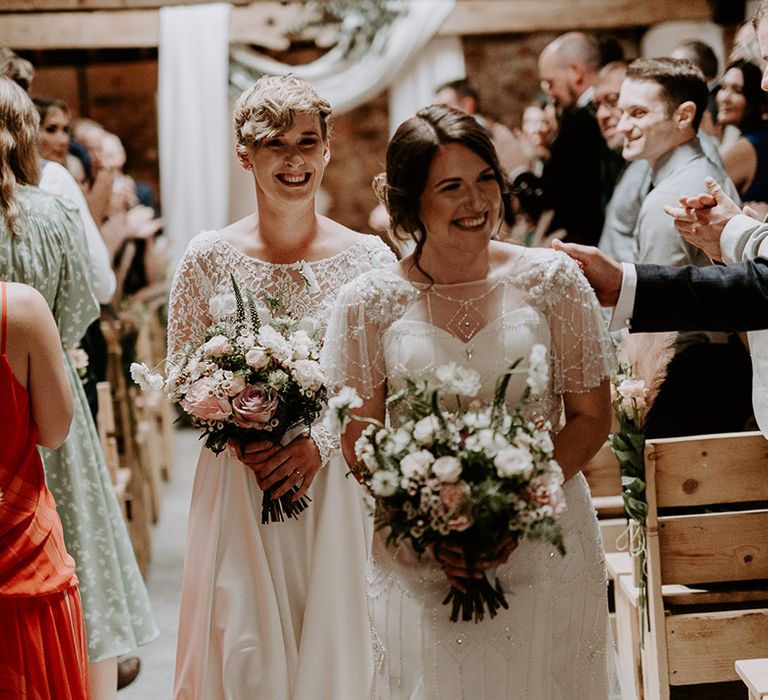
top-left (536, 253), bottom-right (616, 394)
top-left (167, 234), bottom-right (218, 357)
top-left (309, 421), bottom-right (339, 467)
top-left (322, 271), bottom-right (409, 400)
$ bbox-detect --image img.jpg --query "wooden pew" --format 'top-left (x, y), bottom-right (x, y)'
top-left (736, 659), bottom-right (768, 699)
top-left (634, 431), bottom-right (768, 699)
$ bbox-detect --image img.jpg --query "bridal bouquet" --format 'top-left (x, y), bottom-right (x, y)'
top-left (131, 274), bottom-right (327, 523)
top-left (325, 345), bottom-right (566, 623)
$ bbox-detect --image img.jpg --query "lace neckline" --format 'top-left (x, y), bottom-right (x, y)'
top-left (213, 235), bottom-right (371, 269)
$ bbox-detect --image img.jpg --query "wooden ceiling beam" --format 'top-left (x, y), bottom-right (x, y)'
top-left (437, 0), bottom-right (712, 35)
top-left (0, 0), bottom-right (714, 51)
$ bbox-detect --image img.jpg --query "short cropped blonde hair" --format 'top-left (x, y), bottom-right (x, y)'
top-left (234, 74), bottom-right (332, 152)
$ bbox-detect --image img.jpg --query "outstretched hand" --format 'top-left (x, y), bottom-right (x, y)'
top-left (231, 433), bottom-right (322, 502)
top-left (662, 177), bottom-right (752, 262)
top-left (551, 240), bottom-right (623, 306)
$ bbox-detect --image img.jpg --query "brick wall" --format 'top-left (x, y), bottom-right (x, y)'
top-left (21, 28), bottom-right (642, 234)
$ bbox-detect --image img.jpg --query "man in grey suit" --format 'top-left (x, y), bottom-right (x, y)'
top-left (606, 57), bottom-right (752, 438)
top-left (551, 0), bottom-right (768, 434)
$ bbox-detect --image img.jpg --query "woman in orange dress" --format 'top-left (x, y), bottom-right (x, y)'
top-left (0, 280), bottom-right (89, 699)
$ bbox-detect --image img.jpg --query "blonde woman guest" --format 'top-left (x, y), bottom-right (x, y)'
top-left (0, 77), bottom-right (157, 700)
top-left (169, 75), bottom-right (395, 699)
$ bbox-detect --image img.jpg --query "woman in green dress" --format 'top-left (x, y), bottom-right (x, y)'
top-left (0, 77), bottom-right (157, 699)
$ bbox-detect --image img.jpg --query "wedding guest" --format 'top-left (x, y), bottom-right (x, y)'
top-left (324, 104), bottom-right (615, 698)
top-left (514, 32), bottom-right (614, 245)
top-left (169, 74), bottom-right (395, 699)
top-left (717, 60), bottom-right (768, 206)
top-left (595, 60), bottom-right (650, 263)
top-left (0, 76), bottom-right (157, 700)
top-left (0, 280), bottom-right (89, 700)
top-left (615, 57), bottom-right (752, 437)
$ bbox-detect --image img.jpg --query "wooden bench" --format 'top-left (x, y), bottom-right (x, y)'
top-left (635, 431), bottom-right (768, 699)
top-left (736, 659), bottom-right (768, 699)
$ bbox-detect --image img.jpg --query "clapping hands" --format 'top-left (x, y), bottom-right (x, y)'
top-left (663, 177), bottom-right (759, 262)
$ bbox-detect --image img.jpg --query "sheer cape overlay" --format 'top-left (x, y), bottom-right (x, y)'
top-left (322, 247), bottom-right (618, 700)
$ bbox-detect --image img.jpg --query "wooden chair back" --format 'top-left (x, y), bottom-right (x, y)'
top-left (641, 431), bottom-right (768, 698)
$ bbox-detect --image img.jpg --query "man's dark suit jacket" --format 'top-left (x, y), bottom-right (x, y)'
top-left (631, 257), bottom-right (768, 333)
top-left (513, 105), bottom-right (609, 246)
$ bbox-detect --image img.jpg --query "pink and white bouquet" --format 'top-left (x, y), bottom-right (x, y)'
top-left (131, 275), bottom-right (327, 523)
top-left (325, 345), bottom-right (566, 623)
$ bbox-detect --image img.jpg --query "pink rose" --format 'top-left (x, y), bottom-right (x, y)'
top-left (440, 480), bottom-right (473, 532)
top-left (181, 377), bottom-right (232, 421)
top-left (231, 384), bottom-right (279, 429)
top-left (203, 334), bottom-right (233, 357)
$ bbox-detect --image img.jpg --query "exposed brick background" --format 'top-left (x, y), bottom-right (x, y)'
top-left (21, 28), bottom-right (643, 234)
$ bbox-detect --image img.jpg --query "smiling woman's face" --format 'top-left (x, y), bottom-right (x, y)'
top-left (38, 106), bottom-right (70, 165)
top-left (417, 142), bottom-right (502, 257)
top-left (242, 112), bottom-right (329, 204)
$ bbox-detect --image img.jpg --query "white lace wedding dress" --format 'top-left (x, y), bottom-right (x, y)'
top-left (323, 247), bottom-right (617, 700)
top-left (168, 230), bottom-right (396, 700)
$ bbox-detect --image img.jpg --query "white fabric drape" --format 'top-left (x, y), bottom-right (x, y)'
top-left (230, 0), bottom-right (456, 115)
top-left (159, 3), bottom-right (231, 258)
top-left (387, 35), bottom-right (465, 135)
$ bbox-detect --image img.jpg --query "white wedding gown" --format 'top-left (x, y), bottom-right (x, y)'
top-left (168, 231), bottom-right (396, 699)
top-left (323, 247), bottom-right (618, 700)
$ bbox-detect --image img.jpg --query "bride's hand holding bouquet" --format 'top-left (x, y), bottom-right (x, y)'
top-left (131, 274), bottom-right (328, 523)
top-left (325, 344), bottom-right (567, 623)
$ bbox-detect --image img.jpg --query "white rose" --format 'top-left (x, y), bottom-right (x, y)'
top-left (413, 415), bottom-right (441, 446)
top-left (494, 446), bottom-right (535, 479)
top-left (257, 326), bottom-right (292, 363)
top-left (209, 293), bottom-right (237, 321)
top-left (130, 362), bottom-right (165, 392)
top-left (290, 330), bottom-right (314, 360)
top-left (203, 334), bottom-right (233, 357)
top-left (400, 450), bottom-right (434, 479)
top-left (293, 359), bottom-right (325, 392)
top-left (436, 362), bottom-right (482, 397)
top-left (245, 347), bottom-right (270, 370)
top-left (390, 428), bottom-right (413, 454)
top-left (371, 470), bottom-right (399, 497)
top-left (431, 455), bottom-right (462, 483)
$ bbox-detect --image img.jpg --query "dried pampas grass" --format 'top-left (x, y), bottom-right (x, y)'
top-left (619, 330), bottom-right (678, 415)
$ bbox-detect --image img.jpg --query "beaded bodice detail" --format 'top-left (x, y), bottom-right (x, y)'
top-left (323, 246), bottom-right (615, 429)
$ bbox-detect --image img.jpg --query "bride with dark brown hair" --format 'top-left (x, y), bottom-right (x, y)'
top-left (324, 104), bottom-right (616, 698)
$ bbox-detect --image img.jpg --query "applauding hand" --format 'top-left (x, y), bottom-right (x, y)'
top-left (663, 177), bottom-right (755, 262)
